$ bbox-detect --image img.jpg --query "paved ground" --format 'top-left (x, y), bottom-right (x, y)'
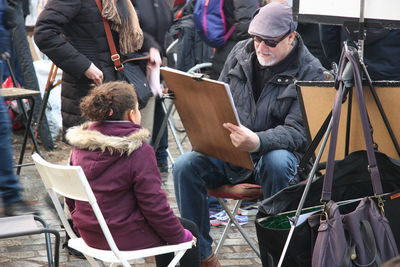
top-left (0, 115), bottom-right (262, 266)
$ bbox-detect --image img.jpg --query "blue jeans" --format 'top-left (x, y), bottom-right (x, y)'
top-left (173, 150), bottom-right (298, 260)
top-left (0, 95), bottom-right (22, 204)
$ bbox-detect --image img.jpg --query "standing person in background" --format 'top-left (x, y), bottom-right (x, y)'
top-left (134, 0), bottom-right (173, 174)
top-left (34, 0), bottom-right (161, 132)
top-left (0, 0), bottom-right (35, 217)
top-left (0, 94), bottom-right (36, 216)
top-left (319, 25), bottom-right (400, 80)
top-left (210, 0), bottom-right (259, 79)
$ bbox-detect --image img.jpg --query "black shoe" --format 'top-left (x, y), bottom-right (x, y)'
top-left (63, 241), bottom-right (86, 259)
top-left (4, 200), bottom-right (38, 217)
top-left (63, 229), bottom-right (86, 259)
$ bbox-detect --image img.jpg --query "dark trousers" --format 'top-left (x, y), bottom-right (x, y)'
top-left (155, 217), bottom-right (200, 267)
top-left (151, 97), bottom-right (168, 165)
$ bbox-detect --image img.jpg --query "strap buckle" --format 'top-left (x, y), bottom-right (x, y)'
top-left (114, 65), bottom-right (124, 71)
top-left (111, 54), bottom-right (124, 71)
top-left (111, 54), bottom-right (120, 61)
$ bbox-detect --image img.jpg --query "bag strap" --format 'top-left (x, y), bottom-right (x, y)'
top-left (321, 48), bottom-right (383, 202)
top-left (348, 52), bottom-right (383, 196)
top-left (94, 0), bottom-right (124, 71)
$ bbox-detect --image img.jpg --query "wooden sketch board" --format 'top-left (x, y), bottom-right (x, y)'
top-left (297, 81), bottom-right (400, 162)
top-left (161, 67), bottom-right (254, 170)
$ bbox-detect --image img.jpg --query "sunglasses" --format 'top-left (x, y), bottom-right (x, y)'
top-left (252, 32), bottom-right (290, 48)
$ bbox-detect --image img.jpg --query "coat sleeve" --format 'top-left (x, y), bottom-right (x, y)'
top-left (231, 0), bottom-right (259, 41)
top-left (33, 0), bottom-right (92, 79)
top-left (131, 144), bottom-right (186, 244)
top-left (141, 31), bottom-right (162, 53)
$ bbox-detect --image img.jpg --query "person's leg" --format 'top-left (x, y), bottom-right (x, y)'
top-left (151, 97), bottom-right (168, 172)
top-left (0, 96), bottom-right (23, 205)
top-left (254, 149), bottom-right (299, 199)
top-left (178, 218), bottom-right (200, 267)
top-left (173, 152), bottom-right (228, 261)
top-left (155, 217), bottom-right (200, 267)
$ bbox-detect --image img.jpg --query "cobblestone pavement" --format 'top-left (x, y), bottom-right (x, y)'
top-left (1, 116), bottom-right (262, 266)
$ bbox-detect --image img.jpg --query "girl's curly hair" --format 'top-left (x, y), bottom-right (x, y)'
top-left (80, 81), bottom-right (138, 121)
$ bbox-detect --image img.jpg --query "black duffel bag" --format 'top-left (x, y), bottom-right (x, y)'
top-left (255, 151), bottom-right (400, 267)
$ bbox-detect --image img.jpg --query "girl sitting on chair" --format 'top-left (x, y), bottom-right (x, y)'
top-left (65, 81), bottom-right (199, 267)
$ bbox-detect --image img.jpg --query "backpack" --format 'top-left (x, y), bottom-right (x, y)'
top-left (193, 0), bottom-right (236, 48)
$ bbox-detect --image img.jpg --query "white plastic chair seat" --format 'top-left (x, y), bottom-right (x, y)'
top-left (68, 238), bottom-right (193, 264)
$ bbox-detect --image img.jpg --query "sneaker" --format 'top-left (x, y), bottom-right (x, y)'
top-left (238, 203), bottom-right (259, 216)
top-left (209, 210), bottom-right (248, 226)
top-left (209, 209), bottom-right (224, 220)
top-left (4, 200), bottom-right (38, 217)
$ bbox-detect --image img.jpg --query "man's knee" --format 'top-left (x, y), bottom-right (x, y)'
top-left (173, 152), bottom-right (205, 183)
top-left (261, 149), bottom-right (297, 172)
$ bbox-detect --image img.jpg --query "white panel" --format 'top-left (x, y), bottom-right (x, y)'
top-left (298, 0), bottom-right (400, 21)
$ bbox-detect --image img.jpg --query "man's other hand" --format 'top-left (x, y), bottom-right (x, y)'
top-left (84, 63), bottom-right (103, 85)
top-left (223, 123), bottom-right (260, 152)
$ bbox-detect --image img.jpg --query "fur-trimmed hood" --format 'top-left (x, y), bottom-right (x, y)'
top-left (66, 122), bottom-right (150, 156)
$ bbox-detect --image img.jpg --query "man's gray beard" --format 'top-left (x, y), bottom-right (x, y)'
top-left (256, 53), bottom-right (277, 67)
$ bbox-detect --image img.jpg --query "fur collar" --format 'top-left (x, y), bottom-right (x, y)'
top-left (66, 122), bottom-right (150, 156)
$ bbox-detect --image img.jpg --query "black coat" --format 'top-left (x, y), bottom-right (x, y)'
top-left (134, 0), bottom-right (172, 55)
top-left (219, 36), bottom-right (326, 183)
top-left (34, 0), bottom-right (145, 129)
top-left (319, 25), bottom-right (400, 81)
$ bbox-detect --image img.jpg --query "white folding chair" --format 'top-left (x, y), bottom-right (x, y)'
top-left (32, 153), bottom-right (193, 267)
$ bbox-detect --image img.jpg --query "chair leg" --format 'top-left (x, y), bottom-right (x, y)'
top-left (167, 249), bottom-right (188, 267)
top-left (84, 255), bottom-right (102, 267)
top-left (45, 229), bottom-right (60, 267)
top-left (34, 215), bottom-right (60, 267)
top-left (215, 199), bottom-right (261, 258)
top-left (214, 199), bottom-right (241, 255)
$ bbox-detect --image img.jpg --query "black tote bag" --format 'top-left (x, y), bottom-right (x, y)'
top-left (117, 53), bottom-right (153, 109)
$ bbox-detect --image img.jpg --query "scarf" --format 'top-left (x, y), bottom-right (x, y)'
top-left (102, 0), bottom-right (143, 54)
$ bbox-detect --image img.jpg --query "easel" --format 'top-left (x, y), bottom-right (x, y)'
top-left (277, 1), bottom-right (400, 266)
top-left (1, 55), bottom-right (61, 174)
top-left (33, 63), bottom-right (62, 138)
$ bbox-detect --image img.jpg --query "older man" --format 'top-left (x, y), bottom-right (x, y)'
top-left (173, 2), bottom-right (327, 266)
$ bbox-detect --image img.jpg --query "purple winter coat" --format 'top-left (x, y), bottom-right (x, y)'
top-left (65, 121), bottom-right (186, 250)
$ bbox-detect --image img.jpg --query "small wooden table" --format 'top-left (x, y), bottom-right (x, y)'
top-left (2, 88), bottom-right (41, 174)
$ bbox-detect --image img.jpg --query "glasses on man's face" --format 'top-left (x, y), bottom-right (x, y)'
top-left (252, 32), bottom-right (289, 48)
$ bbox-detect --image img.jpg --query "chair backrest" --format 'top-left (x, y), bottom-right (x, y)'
top-left (32, 153), bottom-right (131, 267)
